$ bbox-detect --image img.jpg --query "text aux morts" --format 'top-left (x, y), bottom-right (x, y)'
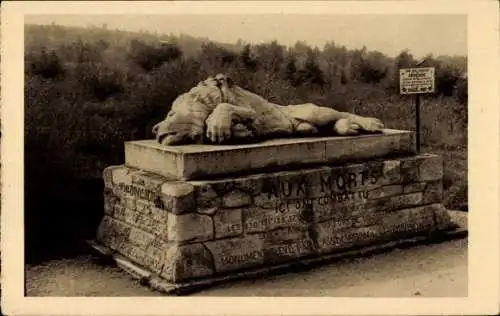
top-left (261, 167), bottom-right (383, 212)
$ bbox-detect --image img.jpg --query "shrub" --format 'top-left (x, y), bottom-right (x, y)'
top-left (281, 54), bottom-right (297, 84)
top-left (239, 44), bottom-right (258, 72)
top-left (197, 42), bottom-right (238, 75)
top-left (74, 62), bottom-right (126, 101)
top-left (27, 49), bottom-right (65, 79)
top-left (128, 40), bottom-right (183, 71)
top-left (455, 77), bottom-right (468, 105)
top-left (254, 40), bottom-right (285, 73)
top-left (435, 64), bottom-right (461, 97)
top-left (358, 60), bottom-right (388, 84)
top-left (294, 50), bottom-right (325, 88)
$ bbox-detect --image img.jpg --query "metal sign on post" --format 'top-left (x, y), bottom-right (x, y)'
top-left (399, 67), bottom-right (435, 152)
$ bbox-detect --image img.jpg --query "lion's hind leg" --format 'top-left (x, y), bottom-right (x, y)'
top-left (283, 103), bottom-right (341, 127)
top-left (284, 103), bottom-right (384, 136)
top-left (282, 103), bottom-right (340, 135)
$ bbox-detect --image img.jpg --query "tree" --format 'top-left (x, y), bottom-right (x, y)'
top-left (199, 42), bottom-right (237, 69)
top-left (239, 44), bottom-right (257, 72)
top-left (419, 55), bottom-right (463, 97)
top-left (281, 53), bottom-right (298, 86)
top-left (388, 49), bottom-right (416, 92)
top-left (455, 75), bottom-right (467, 105)
top-left (254, 40), bottom-right (285, 73)
top-left (296, 49), bottom-right (325, 88)
top-left (358, 51), bottom-right (388, 84)
top-left (28, 48), bottom-right (65, 79)
top-left (436, 63), bottom-right (462, 96)
top-left (321, 41), bottom-right (342, 86)
top-left (128, 40), bottom-right (183, 72)
top-left (395, 49), bottom-right (415, 69)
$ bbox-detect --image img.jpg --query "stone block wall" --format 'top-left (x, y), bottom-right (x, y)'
top-left (97, 153), bottom-right (454, 284)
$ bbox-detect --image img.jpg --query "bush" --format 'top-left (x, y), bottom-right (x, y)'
top-left (72, 62), bottom-right (126, 101)
top-left (358, 61), bottom-right (387, 84)
top-left (435, 64), bottom-right (461, 97)
top-left (128, 40), bottom-right (183, 71)
top-left (27, 49), bottom-right (65, 79)
top-left (197, 42), bottom-right (238, 75)
top-left (294, 50), bottom-right (325, 88)
top-left (455, 77), bottom-right (468, 105)
top-left (239, 44), bottom-right (258, 73)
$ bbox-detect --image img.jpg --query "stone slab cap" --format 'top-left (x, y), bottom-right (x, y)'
top-left (124, 129), bottom-right (416, 180)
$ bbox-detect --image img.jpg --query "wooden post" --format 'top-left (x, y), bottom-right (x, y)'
top-left (415, 94), bottom-right (421, 153)
top-left (400, 64), bottom-right (433, 154)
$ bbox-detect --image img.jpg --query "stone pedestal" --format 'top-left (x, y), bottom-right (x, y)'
top-left (95, 130), bottom-right (460, 292)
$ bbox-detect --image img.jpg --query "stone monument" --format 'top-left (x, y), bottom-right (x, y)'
top-left (93, 74), bottom-right (462, 294)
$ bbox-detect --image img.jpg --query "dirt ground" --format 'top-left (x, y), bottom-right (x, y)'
top-left (25, 238), bottom-right (467, 297)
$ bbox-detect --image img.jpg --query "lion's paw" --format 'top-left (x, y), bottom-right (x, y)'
top-left (355, 117), bottom-right (384, 132)
top-left (333, 118), bottom-right (361, 136)
top-left (206, 109), bottom-right (233, 144)
top-left (232, 123), bottom-right (254, 139)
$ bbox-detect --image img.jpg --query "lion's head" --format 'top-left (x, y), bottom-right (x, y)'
top-left (153, 73), bottom-right (268, 145)
top-left (153, 75), bottom-right (230, 145)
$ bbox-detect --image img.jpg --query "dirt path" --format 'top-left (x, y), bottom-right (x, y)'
top-left (25, 238), bottom-right (467, 297)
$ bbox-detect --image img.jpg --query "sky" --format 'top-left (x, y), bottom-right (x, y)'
top-left (25, 14), bottom-right (467, 58)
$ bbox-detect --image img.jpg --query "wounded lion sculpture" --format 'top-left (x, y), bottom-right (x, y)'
top-left (153, 74), bottom-right (385, 145)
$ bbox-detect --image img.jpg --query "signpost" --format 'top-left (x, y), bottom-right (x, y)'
top-left (399, 67), bottom-right (435, 152)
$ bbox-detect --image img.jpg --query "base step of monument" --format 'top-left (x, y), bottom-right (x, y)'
top-left (87, 210), bottom-right (467, 296)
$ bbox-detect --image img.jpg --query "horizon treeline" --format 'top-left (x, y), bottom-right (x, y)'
top-left (25, 23), bottom-right (467, 101)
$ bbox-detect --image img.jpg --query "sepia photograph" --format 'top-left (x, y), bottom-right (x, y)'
top-left (1, 1), bottom-right (499, 315)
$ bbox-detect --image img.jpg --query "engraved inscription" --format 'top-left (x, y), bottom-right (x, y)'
top-left (120, 243), bottom-right (164, 272)
top-left (266, 239), bottom-right (315, 257)
top-left (221, 250), bottom-right (262, 265)
top-left (319, 169), bottom-right (382, 193)
top-left (245, 212), bottom-right (301, 232)
top-left (256, 167), bottom-right (385, 213)
top-left (117, 182), bottom-right (165, 209)
top-left (261, 176), bottom-right (308, 200)
top-left (220, 223), bottom-right (242, 235)
top-left (220, 239), bottom-right (315, 264)
top-left (244, 164), bottom-right (396, 231)
top-left (319, 229), bottom-right (378, 248)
